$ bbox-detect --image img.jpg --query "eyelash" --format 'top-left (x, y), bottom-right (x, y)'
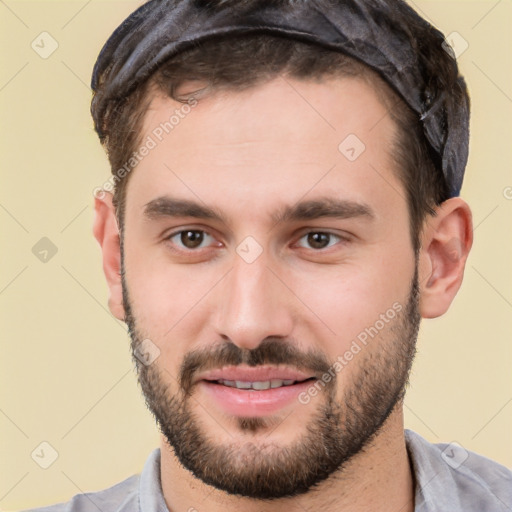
top-left (164, 228), bottom-right (347, 253)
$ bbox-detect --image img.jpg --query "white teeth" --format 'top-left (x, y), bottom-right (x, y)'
top-left (217, 379), bottom-right (297, 390)
top-left (252, 381), bottom-right (270, 390)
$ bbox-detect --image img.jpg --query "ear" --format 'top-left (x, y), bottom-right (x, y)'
top-left (418, 197), bottom-right (473, 319)
top-left (93, 193), bottom-right (125, 321)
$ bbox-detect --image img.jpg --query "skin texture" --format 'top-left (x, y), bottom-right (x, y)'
top-left (93, 75), bottom-right (473, 512)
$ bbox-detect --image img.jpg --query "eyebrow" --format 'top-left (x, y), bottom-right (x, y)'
top-left (270, 197), bottom-right (374, 224)
top-left (143, 195), bottom-right (375, 226)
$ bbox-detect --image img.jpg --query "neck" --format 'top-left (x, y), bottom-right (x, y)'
top-left (160, 404), bottom-right (415, 512)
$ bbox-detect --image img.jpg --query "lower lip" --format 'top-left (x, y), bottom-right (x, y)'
top-left (198, 380), bottom-right (315, 417)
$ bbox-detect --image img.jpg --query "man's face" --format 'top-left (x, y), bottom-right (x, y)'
top-left (121, 76), bottom-right (420, 498)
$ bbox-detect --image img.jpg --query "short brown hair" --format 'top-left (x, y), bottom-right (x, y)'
top-left (94, 34), bottom-right (449, 252)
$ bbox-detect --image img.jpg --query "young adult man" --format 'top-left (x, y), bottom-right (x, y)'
top-left (27, 0), bottom-right (512, 510)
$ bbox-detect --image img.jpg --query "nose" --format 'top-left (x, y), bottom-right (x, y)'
top-left (212, 250), bottom-right (295, 350)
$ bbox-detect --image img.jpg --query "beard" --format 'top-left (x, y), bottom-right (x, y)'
top-left (122, 262), bottom-right (420, 500)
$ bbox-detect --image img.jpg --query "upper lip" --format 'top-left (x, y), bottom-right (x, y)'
top-left (196, 365), bottom-right (316, 384)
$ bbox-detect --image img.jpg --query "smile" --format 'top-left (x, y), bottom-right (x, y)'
top-left (212, 378), bottom-right (312, 390)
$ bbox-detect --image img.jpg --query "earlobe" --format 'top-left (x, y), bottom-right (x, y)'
top-left (93, 193), bottom-right (125, 321)
top-left (419, 197), bottom-right (473, 319)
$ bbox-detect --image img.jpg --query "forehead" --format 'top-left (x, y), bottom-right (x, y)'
top-left (142, 74), bottom-right (392, 148)
top-left (125, 74), bottom-right (405, 227)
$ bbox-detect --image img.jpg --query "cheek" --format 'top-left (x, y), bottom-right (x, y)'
top-left (129, 274), bottom-right (200, 325)
top-left (297, 270), bottom-right (413, 393)
top-left (126, 252), bottom-right (412, 323)
top-left (123, 218), bottom-right (415, 370)
top-left (287, 253), bottom-right (414, 347)
top-left (124, 246), bottom-right (222, 349)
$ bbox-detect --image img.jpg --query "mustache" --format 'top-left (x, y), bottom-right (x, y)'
top-left (179, 337), bottom-right (333, 395)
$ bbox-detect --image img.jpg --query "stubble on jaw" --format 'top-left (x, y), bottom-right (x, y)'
top-left (121, 259), bottom-right (420, 499)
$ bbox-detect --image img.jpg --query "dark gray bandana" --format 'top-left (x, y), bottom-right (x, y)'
top-left (91, 0), bottom-right (470, 197)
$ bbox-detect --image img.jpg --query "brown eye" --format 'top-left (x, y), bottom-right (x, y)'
top-left (167, 230), bottom-right (213, 250)
top-left (307, 233), bottom-right (330, 249)
top-left (297, 232), bottom-right (340, 250)
top-left (181, 230), bottom-right (204, 248)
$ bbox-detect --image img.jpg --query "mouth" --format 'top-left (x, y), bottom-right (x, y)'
top-left (206, 377), bottom-right (315, 390)
top-left (196, 366), bottom-right (318, 417)
top-left (196, 365), bottom-right (316, 388)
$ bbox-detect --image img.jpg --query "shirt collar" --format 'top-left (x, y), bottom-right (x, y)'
top-left (139, 448), bottom-right (169, 512)
top-left (405, 429), bottom-right (463, 511)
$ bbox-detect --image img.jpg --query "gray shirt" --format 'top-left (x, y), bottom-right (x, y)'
top-left (23, 430), bottom-right (512, 511)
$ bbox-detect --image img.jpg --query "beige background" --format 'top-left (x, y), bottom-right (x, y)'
top-left (1, 0), bottom-right (511, 509)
